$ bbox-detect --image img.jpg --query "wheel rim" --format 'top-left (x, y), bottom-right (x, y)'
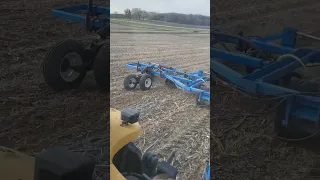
top-left (145, 78), bottom-right (152, 88)
top-left (60, 52), bottom-right (83, 82)
top-left (128, 78), bottom-right (137, 88)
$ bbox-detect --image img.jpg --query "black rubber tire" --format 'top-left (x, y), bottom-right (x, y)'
top-left (43, 40), bottom-right (86, 91)
top-left (124, 74), bottom-right (139, 90)
top-left (93, 42), bottom-right (109, 91)
top-left (139, 74), bottom-right (153, 91)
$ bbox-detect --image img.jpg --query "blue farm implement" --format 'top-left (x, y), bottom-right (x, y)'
top-left (42, 0), bottom-right (109, 91)
top-left (211, 27), bottom-right (320, 140)
top-left (124, 62), bottom-right (210, 105)
top-left (202, 161), bottom-right (210, 180)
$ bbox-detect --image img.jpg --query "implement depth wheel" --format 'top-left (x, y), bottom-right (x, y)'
top-left (124, 74), bottom-right (139, 91)
top-left (43, 40), bottom-right (87, 91)
top-left (139, 74), bottom-right (153, 91)
top-left (93, 42), bottom-right (109, 91)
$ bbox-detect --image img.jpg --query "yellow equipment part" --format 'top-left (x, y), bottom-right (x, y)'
top-left (110, 108), bottom-right (142, 180)
top-left (0, 146), bottom-right (35, 180)
top-left (0, 108), bottom-right (141, 180)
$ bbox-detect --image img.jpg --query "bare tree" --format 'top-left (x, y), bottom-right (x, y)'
top-left (124, 8), bottom-right (132, 20)
top-left (131, 8), bottom-right (142, 20)
top-left (141, 10), bottom-right (148, 20)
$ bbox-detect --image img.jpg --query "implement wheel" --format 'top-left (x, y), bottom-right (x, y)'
top-left (93, 42), bottom-right (109, 91)
top-left (124, 74), bottom-right (139, 90)
top-left (43, 40), bottom-right (87, 91)
top-left (139, 74), bottom-right (153, 91)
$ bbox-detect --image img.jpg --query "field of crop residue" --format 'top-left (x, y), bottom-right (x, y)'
top-left (212, 0), bottom-right (320, 180)
top-left (110, 20), bottom-right (210, 179)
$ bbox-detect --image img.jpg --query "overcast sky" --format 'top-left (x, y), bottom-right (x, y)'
top-left (110, 0), bottom-right (210, 16)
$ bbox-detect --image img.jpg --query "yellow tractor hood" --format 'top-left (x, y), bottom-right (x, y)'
top-left (110, 108), bottom-right (141, 180)
top-left (0, 146), bottom-right (35, 180)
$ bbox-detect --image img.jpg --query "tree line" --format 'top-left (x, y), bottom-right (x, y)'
top-left (110, 8), bottom-right (210, 26)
